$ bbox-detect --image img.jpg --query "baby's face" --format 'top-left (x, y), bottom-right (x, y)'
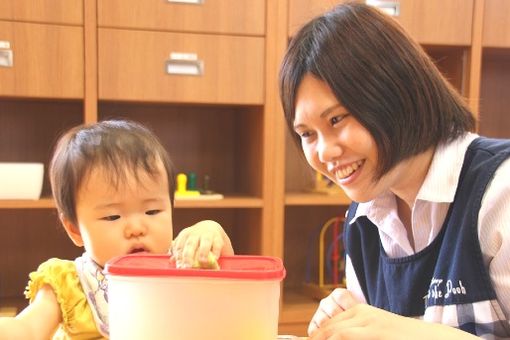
top-left (73, 161), bottom-right (173, 267)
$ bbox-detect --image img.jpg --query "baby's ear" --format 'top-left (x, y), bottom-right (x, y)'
top-left (60, 213), bottom-right (84, 247)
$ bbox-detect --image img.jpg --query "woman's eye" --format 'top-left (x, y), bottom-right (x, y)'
top-left (297, 130), bottom-right (312, 139)
top-left (102, 215), bottom-right (120, 221)
top-left (330, 115), bottom-right (343, 125)
top-left (330, 112), bottom-right (350, 126)
top-left (146, 210), bottom-right (161, 216)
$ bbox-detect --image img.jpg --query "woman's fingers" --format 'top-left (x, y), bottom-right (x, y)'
top-left (308, 288), bottom-right (360, 336)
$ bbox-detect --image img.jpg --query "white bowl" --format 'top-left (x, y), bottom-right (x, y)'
top-left (0, 162), bottom-right (44, 200)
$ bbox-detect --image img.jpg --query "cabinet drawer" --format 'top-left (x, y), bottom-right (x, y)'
top-left (394, 0), bottom-right (473, 45)
top-left (98, 28), bottom-right (264, 104)
top-left (0, 0), bottom-right (83, 25)
top-left (0, 21), bottom-right (84, 99)
top-left (288, 0), bottom-right (338, 36)
top-left (483, 0), bottom-right (510, 48)
top-left (289, 0), bottom-right (473, 46)
top-left (98, 0), bottom-right (265, 36)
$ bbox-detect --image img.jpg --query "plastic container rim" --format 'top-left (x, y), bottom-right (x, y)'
top-left (105, 254), bottom-right (286, 281)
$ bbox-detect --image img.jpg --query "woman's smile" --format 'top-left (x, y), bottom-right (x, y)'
top-left (334, 159), bottom-right (365, 181)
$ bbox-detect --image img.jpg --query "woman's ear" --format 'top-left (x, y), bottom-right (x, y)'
top-left (60, 213), bottom-right (84, 247)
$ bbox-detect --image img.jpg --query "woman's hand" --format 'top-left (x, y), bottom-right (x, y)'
top-left (309, 294), bottom-right (479, 340)
top-left (171, 220), bottom-right (234, 268)
top-left (308, 288), bottom-right (360, 336)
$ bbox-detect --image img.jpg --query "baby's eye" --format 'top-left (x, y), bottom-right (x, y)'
top-left (102, 215), bottom-right (120, 221)
top-left (146, 210), bottom-right (161, 216)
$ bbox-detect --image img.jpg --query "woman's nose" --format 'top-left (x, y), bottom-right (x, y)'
top-left (317, 134), bottom-right (342, 163)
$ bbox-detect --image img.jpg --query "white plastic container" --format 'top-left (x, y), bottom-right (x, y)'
top-left (105, 254), bottom-right (286, 340)
top-left (0, 162), bottom-right (44, 199)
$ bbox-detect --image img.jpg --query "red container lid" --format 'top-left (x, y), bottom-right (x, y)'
top-left (105, 254), bottom-right (286, 280)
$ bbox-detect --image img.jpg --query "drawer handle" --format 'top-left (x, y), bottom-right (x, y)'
top-left (167, 0), bottom-right (204, 4)
top-left (0, 41), bottom-right (13, 68)
top-left (365, 0), bottom-right (400, 16)
top-left (166, 52), bottom-right (204, 76)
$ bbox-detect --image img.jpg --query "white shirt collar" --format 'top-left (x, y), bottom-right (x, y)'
top-left (417, 132), bottom-right (479, 203)
top-left (351, 132), bottom-right (479, 223)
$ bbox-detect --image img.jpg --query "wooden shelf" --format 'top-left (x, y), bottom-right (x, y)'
top-left (0, 297), bottom-right (27, 317)
top-left (285, 192), bottom-right (351, 206)
top-left (0, 196), bottom-right (263, 209)
top-left (279, 289), bottom-right (318, 336)
top-left (281, 289), bottom-right (317, 322)
top-left (175, 196), bottom-right (263, 208)
top-left (0, 197), bottom-right (55, 209)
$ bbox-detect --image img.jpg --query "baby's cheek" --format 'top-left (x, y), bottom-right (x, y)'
top-left (158, 228), bottom-right (174, 252)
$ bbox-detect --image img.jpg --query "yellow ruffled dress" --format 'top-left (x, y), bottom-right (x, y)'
top-left (25, 258), bottom-right (106, 340)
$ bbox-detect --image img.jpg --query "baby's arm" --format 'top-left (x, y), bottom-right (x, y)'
top-left (0, 284), bottom-right (61, 340)
top-left (172, 219), bottom-right (234, 268)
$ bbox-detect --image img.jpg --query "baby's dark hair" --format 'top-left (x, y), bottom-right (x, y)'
top-left (50, 119), bottom-right (175, 225)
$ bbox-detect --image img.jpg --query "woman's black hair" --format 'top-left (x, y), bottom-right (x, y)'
top-left (279, 2), bottom-right (475, 179)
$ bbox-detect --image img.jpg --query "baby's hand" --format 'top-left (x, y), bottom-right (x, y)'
top-left (191, 251), bottom-right (220, 270)
top-left (171, 220), bottom-right (234, 268)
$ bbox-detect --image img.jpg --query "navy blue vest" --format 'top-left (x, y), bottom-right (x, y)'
top-left (345, 137), bottom-right (510, 337)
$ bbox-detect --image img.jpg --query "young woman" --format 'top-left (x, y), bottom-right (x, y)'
top-left (280, 3), bottom-right (510, 339)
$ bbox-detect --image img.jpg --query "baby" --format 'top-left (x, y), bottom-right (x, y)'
top-left (0, 119), bottom-right (233, 339)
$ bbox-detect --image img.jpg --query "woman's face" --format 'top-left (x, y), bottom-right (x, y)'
top-left (293, 74), bottom-right (387, 202)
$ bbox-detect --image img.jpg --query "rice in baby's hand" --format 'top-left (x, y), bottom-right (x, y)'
top-left (192, 252), bottom-right (220, 270)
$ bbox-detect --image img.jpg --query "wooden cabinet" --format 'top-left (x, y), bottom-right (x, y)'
top-left (482, 0), bottom-right (510, 48)
top-left (0, 3), bottom-right (85, 305)
top-left (288, 0), bottom-right (339, 35)
top-left (0, 0), bottom-right (83, 25)
top-left (98, 28), bottom-right (264, 104)
top-left (0, 0), bottom-right (507, 337)
top-left (97, 1), bottom-right (266, 104)
top-left (478, 49), bottom-right (510, 138)
top-left (393, 0), bottom-right (473, 46)
top-left (98, 0), bottom-right (265, 35)
top-left (289, 0), bottom-right (473, 46)
top-left (478, 0), bottom-right (510, 139)
top-left (0, 21), bottom-right (83, 98)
